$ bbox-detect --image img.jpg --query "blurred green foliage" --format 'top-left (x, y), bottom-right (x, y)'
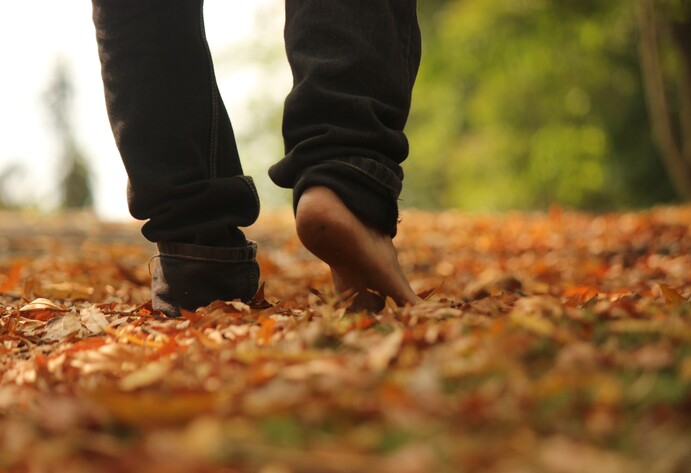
top-left (403, 0), bottom-right (679, 211)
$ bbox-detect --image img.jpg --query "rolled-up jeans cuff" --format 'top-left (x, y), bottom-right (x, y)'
top-left (292, 157), bottom-right (402, 237)
top-left (152, 240), bottom-right (259, 317)
top-left (157, 241), bottom-right (257, 262)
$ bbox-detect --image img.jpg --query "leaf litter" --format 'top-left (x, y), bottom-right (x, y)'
top-left (0, 206), bottom-right (690, 473)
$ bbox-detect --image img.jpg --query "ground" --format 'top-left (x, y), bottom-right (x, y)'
top-left (1, 206), bottom-right (690, 473)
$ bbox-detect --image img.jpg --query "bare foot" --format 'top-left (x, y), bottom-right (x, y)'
top-left (295, 186), bottom-right (420, 311)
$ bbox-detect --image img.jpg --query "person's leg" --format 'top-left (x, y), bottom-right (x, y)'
top-left (92, 0), bottom-right (259, 316)
top-left (270, 0), bottom-right (421, 310)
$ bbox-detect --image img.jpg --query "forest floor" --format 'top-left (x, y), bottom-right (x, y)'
top-left (1, 206), bottom-right (690, 473)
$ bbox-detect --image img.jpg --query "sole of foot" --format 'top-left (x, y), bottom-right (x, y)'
top-left (295, 186), bottom-right (420, 311)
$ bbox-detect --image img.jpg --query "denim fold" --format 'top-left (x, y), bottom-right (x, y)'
top-left (152, 241), bottom-right (259, 317)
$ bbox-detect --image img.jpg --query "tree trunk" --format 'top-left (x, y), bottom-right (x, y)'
top-left (637, 0), bottom-right (691, 200)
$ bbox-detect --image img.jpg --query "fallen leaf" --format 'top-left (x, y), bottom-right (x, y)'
top-left (42, 313), bottom-right (82, 342)
top-left (41, 282), bottom-right (94, 300)
top-left (119, 360), bottom-right (171, 391)
top-left (2, 204), bottom-right (690, 472)
top-left (509, 311), bottom-right (556, 337)
top-left (95, 390), bottom-right (221, 426)
top-left (79, 306), bottom-right (108, 335)
top-left (0, 261), bottom-right (24, 292)
top-left (659, 283), bottom-right (686, 306)
top-left (19, 298), bottom-right (66, 312)
top-left (368, 330), bottom-right (404, 372)
top-left (258, 316), bottom-right (277, 345)
top-left (248, 282), bottom-right (275, 309)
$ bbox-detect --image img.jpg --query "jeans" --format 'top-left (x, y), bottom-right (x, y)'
top-left (92, 0), bottom-right (421, 245)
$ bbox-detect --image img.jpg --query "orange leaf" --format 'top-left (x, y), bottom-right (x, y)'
top-left (258, 316), bottom-right (276, 344)
top-left (104, 326), bottom-right (163, 348)
top-left (149, 336), bottom-right (184, 359)
top-left (563, 285), bottom-right (599, 301)
top-left (65, 337), bottom-right (109, 354)
top-left (94, 390), bottom-right (220, 426)
top-left (355, 315), bottom-right (377, 330)
top-left (20, 309), bottom-right (60, 322)
top-left (659, 284), bottom-right (686, 306)
top-left (181, 307), bottom-right (204, 325)
top-left (0, 261), bottom-right (25, 292)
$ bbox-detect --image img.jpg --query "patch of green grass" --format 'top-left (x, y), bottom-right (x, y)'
top-left (259, 416), bottom-right (305, 448)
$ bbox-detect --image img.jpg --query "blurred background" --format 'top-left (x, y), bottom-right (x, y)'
top-left (1, 0), bottom-right (689, 220)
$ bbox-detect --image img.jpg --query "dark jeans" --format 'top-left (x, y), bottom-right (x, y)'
top-left (92, 0), bottom-right (421, 245)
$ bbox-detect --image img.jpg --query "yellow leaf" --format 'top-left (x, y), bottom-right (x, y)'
top-left (681, 358), bottom-right (691, 382)
top-left (41, 282), bottom-right (94, 300)
top-left (119, 361), bottom-right (171, 391)
top-left (510, 311), bottom-right (556, 336)
top-left (593, 376), bottom-right (622, 405)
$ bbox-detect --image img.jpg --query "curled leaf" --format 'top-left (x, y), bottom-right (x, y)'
top-left (19, 298), bottom-right (66, 312)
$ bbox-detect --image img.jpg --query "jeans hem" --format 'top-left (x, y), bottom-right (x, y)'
top-left (157, 240), bottom-right (257, 263)
top-left (289, 157), bottom-right (401, 237)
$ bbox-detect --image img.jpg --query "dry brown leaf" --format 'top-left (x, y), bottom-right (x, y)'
top-left (79, 306), bottom-right (108, 335)
top-left (368, 330), bottom-right (404, 372)
top-left (94, 390), bottom-right (222, 426)
top-left (42, 313), bottom-right (82, 343)
top-left (659, 283), bottom-right (686, 306)
top-left (19, 298), bottom-right (66, 312)
top-left (1, 205), bottom-right (690, 472)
